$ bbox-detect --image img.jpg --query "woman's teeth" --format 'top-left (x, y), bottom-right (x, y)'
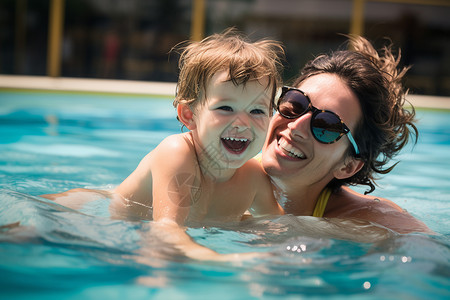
top-left (278, 139), bottom-right (306, 159)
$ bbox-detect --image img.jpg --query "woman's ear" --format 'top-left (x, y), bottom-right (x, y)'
top-left (177, 103), bottom-right (196, 130)
top-left (333, 157), bottom-right (364, 180)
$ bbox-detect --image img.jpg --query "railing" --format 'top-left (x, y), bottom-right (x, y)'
top-left (39, 0), bottom-right (450, 78)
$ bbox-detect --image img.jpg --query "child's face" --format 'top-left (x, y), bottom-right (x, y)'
top-left (191, 70), bottom-right (272, 171)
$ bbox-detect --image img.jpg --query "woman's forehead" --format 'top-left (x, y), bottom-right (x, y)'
top-left (297, 74), bottom-right (362, 127)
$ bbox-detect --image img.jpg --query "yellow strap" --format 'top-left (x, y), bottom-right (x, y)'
top-left (254, 152), bottom-right (331, 217)
top-left (312, 187), bottom-right (332, 218)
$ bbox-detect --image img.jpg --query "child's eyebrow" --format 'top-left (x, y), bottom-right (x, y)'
top-left (250, 101), bottom-right (270, 108)
top-left (251, 93), bottom-right (271, 106)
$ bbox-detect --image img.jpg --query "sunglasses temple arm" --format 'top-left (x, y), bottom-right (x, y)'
top-left (346, 132), bottom-right (360, 155)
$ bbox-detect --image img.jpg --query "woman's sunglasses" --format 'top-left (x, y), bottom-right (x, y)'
top-left (276, 86), bottom-right (360, 155)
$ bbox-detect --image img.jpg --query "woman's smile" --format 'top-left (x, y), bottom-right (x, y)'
top-left (278, 137), bottom-right (306, 159)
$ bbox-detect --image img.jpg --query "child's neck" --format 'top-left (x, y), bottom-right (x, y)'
top-left (198, 155), bottom-right (237, 183)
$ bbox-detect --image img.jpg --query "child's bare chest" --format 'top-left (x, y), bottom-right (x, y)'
top-left (187, 180), bottom-right (255, 222)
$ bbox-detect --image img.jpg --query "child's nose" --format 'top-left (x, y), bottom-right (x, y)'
top-left (231, 114), bottom-right (250, 130)
top-left (287, 112), bottom-right (312, 140)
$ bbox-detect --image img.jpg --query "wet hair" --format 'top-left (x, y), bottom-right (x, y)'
top-left (173, 28), bottom-right (284, 111)
top-left (293, 35), bottom-right (417, 194)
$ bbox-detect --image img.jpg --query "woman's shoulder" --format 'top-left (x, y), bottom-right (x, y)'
top-left (326, 187), bottom-right (432, 234)
top-left (328, 187), bottom-right (402, 214)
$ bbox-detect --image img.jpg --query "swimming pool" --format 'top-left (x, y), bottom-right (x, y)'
top-left (0, 90), bottom-right (449, 299)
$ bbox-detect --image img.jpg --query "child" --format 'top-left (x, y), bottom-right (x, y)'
top-left (42, 30), bottom-right (284, 261)
top-left (111, 29), bottom-right (284, 225)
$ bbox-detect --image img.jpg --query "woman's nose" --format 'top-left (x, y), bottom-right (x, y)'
top-left (287, 112), bottom-right (312, 140)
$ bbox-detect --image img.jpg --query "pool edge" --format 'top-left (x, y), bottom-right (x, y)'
top-left (1, 75), bottom-right (450, 110)
top-left (0, 75), bottom-right (176, 98)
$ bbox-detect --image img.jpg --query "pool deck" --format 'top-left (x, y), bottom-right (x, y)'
top-left (1, 75), bottom-right (449, 110)
top-left (0, 75), bottom-right (177, 97)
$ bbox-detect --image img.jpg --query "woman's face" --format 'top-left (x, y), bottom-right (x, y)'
top-left (262, 73), bottom-right (362, 188)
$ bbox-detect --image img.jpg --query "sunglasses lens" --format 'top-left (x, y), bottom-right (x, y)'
top-left (278, 90), bottom-right (309, 118)
top-left (311, 112), bottom-right (344, 143)
top-left (278, 88), bottom-right (354, 146)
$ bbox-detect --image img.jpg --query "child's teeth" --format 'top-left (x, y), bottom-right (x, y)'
top-left (224, 137), bottom-right (248, 142)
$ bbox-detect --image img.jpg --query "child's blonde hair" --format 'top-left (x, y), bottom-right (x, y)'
top-left (173, 28), bottom-right (284, 111)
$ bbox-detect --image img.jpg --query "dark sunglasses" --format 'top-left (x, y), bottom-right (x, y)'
top-left (276, 86), bottom-right (360, 155)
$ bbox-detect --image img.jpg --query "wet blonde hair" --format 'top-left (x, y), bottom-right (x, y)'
top-left (173, 28), bottom-right (284, 110)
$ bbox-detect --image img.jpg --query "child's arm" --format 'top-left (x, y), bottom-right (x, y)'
top-left (150, 135), bottom-right (199, 224)
top-left (114, 134), bottom-right (196, 223)
top-left (139, 218), bottom-right (265, 262)
top-left (111, 152), bottom-right (154, 219)
top-left (247, 160), bottom-right (284, 217)
top-left (41, 188), bottom-right (116, 211)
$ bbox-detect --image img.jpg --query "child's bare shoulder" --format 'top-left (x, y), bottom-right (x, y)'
top-left (241, 158), bottom-right (270, 183)
top-left (149, 132), bottom-right (198, 172)
top-left (154, 133), bottom-right (192, 151)
top-left (151, 133), bottom-right (193, 157)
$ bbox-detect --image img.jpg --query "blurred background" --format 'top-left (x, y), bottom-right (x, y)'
top-left (1, 0), bottom-right (449, 96)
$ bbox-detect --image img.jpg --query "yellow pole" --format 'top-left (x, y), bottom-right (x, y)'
top-left (47, 0), bottom-right (65, 77)
top-left (350, 0), bottom-right (365, 36)
top-left (191, 0), bottom-right (206, 41)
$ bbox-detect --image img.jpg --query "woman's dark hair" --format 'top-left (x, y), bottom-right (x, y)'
top-left (293, 35), bottom-right (417, 194)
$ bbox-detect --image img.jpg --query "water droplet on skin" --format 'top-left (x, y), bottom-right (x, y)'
top-left (373, 198), bottom-right (380, 202)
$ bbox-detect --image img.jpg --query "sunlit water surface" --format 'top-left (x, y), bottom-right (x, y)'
top-left (0, 91), bottom-right (449, 299)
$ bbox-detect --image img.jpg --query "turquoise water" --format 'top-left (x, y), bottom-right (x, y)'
top-left (0, 91), bottom-right (449, 299)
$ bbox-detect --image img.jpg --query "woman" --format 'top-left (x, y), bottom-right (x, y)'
top-left (261, 35), bottom-right (432, 234)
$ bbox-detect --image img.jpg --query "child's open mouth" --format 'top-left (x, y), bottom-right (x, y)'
top-left (221, 137), bottom-right (250, 154)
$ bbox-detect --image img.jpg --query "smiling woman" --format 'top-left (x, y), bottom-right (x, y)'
top-left (261, 35), bottom-right (433, 234)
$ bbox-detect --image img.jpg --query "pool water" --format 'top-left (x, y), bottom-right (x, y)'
top-left (0, 90), bottom-right (449, 299)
